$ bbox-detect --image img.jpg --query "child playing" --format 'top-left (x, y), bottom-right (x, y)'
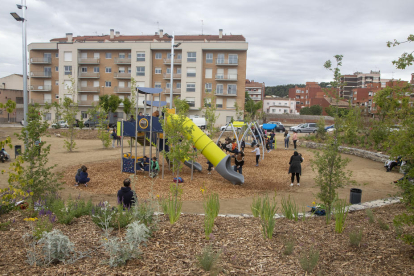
top-left (241, 139), bottom-right (246, 152)
top-left (150, 157), bottom-right (159, 178)
top-left (234, 152), bottom-right (245, 174)
top-left (252, 144), bottom-right (261, 167)
top-left (284, 130), bottom-right (290, 149)
top-left (207, 160), bottom-right (214, 174)
top-left (75, 165), bottom-right (90, 187)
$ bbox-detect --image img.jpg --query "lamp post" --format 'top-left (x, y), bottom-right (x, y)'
top-left (10, 0), bottom-right (28, 128)
top-left (168, 32), bottom-right (181, 109)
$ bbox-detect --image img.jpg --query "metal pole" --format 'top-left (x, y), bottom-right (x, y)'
top-left (169, 32), bottom-right (174, 109)
top-left (135, 89), bottom-right (138, 175)
top-left (143, 93), bottom-right (147, 157)
top-left (149, 95), bottom-right (153, 177)
top-left (162, 114), bottom-right (165, 179)
top-left (22, 0), bottom-right (28, 130)
top-left (121, 120), bottom-right (124, 173)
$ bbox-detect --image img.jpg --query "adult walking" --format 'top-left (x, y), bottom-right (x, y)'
top-left (288, 151), bottom-right (303, 187)
top-left (292, 131), bottom-right (298, 150)
top-left (284, 130), bottom-right (290, 150)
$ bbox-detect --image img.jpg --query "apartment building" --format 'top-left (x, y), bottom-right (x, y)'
top-left (0, 74), bottom-right (25, 123)
top-left (263, 96), bottom-right (297, 114)
top-left (340, 70), bottom-right (381, 99)
top-left (245, 79), bottom-right (265, 102)
top-left (28, 29), bottom-right (248, 125)
top-left (288, 82), bottom-right (324, 113)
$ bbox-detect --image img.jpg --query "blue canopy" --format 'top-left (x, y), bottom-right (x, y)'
top-left (137, 87), bottom-right (162, 94)
top-left (262, 123), bottom-right (278, 130)
top-left (145, 100), bottom-right (168, 107)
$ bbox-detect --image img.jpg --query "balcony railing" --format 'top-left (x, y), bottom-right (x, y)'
top-left (215, 74), bottom-right (238, 81)
top-left (214, 92), bottom-right (237, 97)
top-left (79, 100), bottom-right (99, 106)
top-left (30, 71), bottom-right (52, 78)
top-left (114, 86), bottom-right (131, 93)
top-left (78, 58), bottom-right (100, 64)
top-left (163, 58), bottom-right (182, 65)
top-left (30, 57), bottom-right (51, 64)
top-left (78, 86), bottom-right (100, 93)
top-left (163, 73), bottom-right (181, 79)
top-left (30, 99), bottom-right (52, 105)
top-left (30, 85), bottom-right (52, 91)
top-left (114, 58), bottom-right (131, 64)
top-left (163, 88), bottom-right (181, 94)
top-left (216, 59), bottom-right (238, 65)
top-left (114, 72), bottom-right (131, 79)
top-left (78, 72), bottom-right (100, 78)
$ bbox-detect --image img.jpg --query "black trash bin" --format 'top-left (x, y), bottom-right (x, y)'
top-left (15, 145), bottom-right (22, 158)
top-left (350, 188), bottom-right (362, 204)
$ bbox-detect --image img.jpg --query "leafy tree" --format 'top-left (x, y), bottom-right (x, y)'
top-left (123, 97), bottom-right (132, 117)
top-left (44, 102), bottom-right (63, 128)
top-left (325, 106), bottom-right (349, 118)
top-left (61, 78), bottom-right (78, 152)
top-left (8, 104), bottom-right (62, 204)
top-left (99, 94), bottom-right (123, 114)
top-left (309, 105), bottom-right (322, 115)
top-left (0, 99), bottom-right (16, 122)
top-left (234, 102), bottom-right (244, 121)
top-left (89, 104), bottom-right (111, 148)
top-left (373, 81), bottom-right (411, 122)
top-left (319, 82), bottom-right (330, 88)
top-left (387, 34), bottom-right (414, 69)
top-left (316, 117), bottom-right (326, 140)
top-left (173, 98), bottom-right (189, 115)
top-left (244, 97), bottom-right (263, 122)
top-left (265, 84), bottom-right (305, 97)
top-left (203, 94), bottom-right (219, 138)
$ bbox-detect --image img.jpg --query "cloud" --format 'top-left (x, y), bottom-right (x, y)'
top-left (1, 0), bottom-right (413, 85)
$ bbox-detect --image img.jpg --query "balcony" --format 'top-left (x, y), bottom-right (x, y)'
top-left (163, 73), bottom-right (181, 79)
top-left (30, 85), bottom-right (51, 91)
top-left (214, 92), bottom-right (237, 97)
top-left (78, 58), bottom-right (100, 64)
top-left (114, 86), bottom-right (131, 93)
top-left (114, 72), bottom-right (131, 79)
top-left (78, 86), bottom-right (100, 93)
top-left (79, 100), bottom-right (99, 106)
top-left (163, 58), bottom-right (182, 65)
top-left (30, 71), bottom-right (52, 78)
top-left (30, 57), bottom-right (51, 64)
top-left (216, 59), bottom-right (238, 66)
top-left (78, 72), bottom-right (100, 78)
top-left (30, 99), bottom-right (52, 105)
top-left (114, 58), bottom-right (131, 64)
top-left (163, 88), bottom-right (181, 94)
top-left (215, 75), bottom-right (238, 81)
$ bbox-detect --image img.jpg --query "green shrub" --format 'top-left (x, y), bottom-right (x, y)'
top-left (299, 246), bottom-right (319, 273)
top-left (160, 184), bottom-right (183, 224)
top-left (197, 244), bottom-right (221, 274)
top-left (365, 209), bottom-right (375, 224)
top-left (251, 195), bottom-right (262, 217)
top-left (0, 221), bottom-right (11, 231)
top-left (50, 198), bottom-right (75, 225)
top-left (283, 239), bottom-right (295, 255)
top-left (281, 195), bottom-right (299, 221)
top-left (333, 198), bottom-right (348, 233)
top-left (349, 229), bottom-right (363, 247)
top-left (203, 192), bottom-right (220, 239)
top-left (33, 216), bottom-right (54, 240)
top-left (378, 218), bottom-right (390, 230)
top-left (257, 193), bottom-right (278, 239)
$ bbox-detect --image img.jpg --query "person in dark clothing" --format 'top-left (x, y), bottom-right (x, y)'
top-left (207, 160), bottom-right (214, 174)
top-left (75, 165), bottom-right (90, 187)
top-left (128, 115), bottom-right (135, 122)
top-left (240, 139), bottom-right (245, 152)
top-left (233, 152), bottom-right (244, 175)
top-left (269, 132), bottom-right (275, 149)
top-left (111, 128), bottom-right (117, 148)
top-left (288, 151), bottom-right (303, 187)
top-left (385, 156), bottom-right (402, 172)
top-left (117, 178), bottom-right (135, 208)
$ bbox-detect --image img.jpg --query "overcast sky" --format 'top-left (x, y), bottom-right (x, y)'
top-left (1, 0), bottom-right (413, 86)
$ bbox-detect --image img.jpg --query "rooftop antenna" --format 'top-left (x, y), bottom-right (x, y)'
top-left (201, 20), bottom-right (203, 35)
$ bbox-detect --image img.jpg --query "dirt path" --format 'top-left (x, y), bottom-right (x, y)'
top-left (0, 128), bottom-right (400, 214)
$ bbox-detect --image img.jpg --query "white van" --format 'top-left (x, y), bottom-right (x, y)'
top-left (191, 118), bottom-right (206, 130)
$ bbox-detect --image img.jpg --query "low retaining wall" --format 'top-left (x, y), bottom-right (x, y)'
top-left (265, 114), bottom-right (334, 125)
top-left (300, 141), bottom-right (390, 163)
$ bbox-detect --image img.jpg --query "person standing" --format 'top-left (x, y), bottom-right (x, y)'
top-left (252, 144), bottom-right (261, 167)
top-left (288, 151), bottom-right (303, 186)
top-left (111, 128), bottom-right (117, 148)
top-left (284, 130), bottom-right (290, 150)
top-left (117, 178), bottom-right (135, 208)
top-left (234, 152), bottom-right (244, 174)
top-left (292, 131), bottom-right (298, 150)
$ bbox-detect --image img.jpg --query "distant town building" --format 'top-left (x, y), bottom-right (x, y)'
top-left (245, 79), bottom-right (265, 103)
top-left (263, 96), bottom-right (298, 114)
top-left (340, 71), bottom-right (381, 99)
top-left (0, 74), bottom-right (25, 123)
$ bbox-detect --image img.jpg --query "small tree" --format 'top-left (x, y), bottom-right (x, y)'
top-left (61, 78), bottom-right (78, 152)
top-left (90, 104), bottom-right (111, 148)
top-left (45, 101), bottom-right (63, 128)
top-left (9, 104), bottom-right (62, 204)
top-left (173, 98), bottom-right (189, 115)
top-left (387, 34), bottom-right (414, 69)
top-left (203, 94), bottom-right (220, 138)
top-left (0, 99), bottom-right (16, 122)
top-left (123, 97), bottom-right (132, 117)
top-left (315, 117), bottom-right (326, 140)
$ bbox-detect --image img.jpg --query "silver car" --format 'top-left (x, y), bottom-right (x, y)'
top-left (290, 123), bottom-right (317, 133)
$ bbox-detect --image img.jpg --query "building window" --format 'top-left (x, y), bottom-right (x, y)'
top-left (64, 52), bottom-right (72, 61)
top-left (105, 81), bottom-right (112, 87)
top-left (118, 67), bottom-right (125, 73)
top-left (187, 68), bottom-right (196, 77)
top-left (136, 52), bottom-right (145, 61)
top-left (93, 67), bottom-right (100, 73)
top-left (216, 84), bottom-right (223, 94)
top-left (229, 54), bottom-right (238, 64)
top-left (55, 95), bottom-right (59, 99)
top-left (186, 97), bottom-right (195, 107)
top-left (136, 66), bottom-right (145, 76)
top-left (105, 67), bottom-right (112, 73)
top-left (106, 53), bottom-right (112, 59)
top-left (205, 69), bottom-right (212, 79)
top-left (55, 53), bottom-right (59, 58)
top-left (166, 67), bottom-right (171, 74)
top-left (177, 82), bottom-right (181, 89)
top-left (216, 98), bottom-right (223, 108)
top-left (55, 80), bottom-right (59, 86)
top-left (155, 68), bottom-right (162, 74)
top-left (119, 53), bottom-right (125, 59)
top-left (155, 53), bottom-right (162, 59)
top-left (226, 98), bottom-right (236, 109)
top-left (64, 66), bottom-right (72, 75)
top-left (227, 84), bottom-right (237, 95)
top-left (81, 111), bottom-right (88, 119)
top-left (55, 66), bottom-right (58, 72)
top-left (81, 67), bottom-right (87, 73)
top-left (177, 67), bottom-right (181, 74)
top-left (43, 113), bottom-right (51, 121)
top-left (206, 53), bottom-right (213, 63)
top-left (186, 83), bottom-right (195, 92)
top-left (154, 82), bottom-right (161, 89)
top-left (187, 52), bottom-right (196, 62)
top-left (205, 83), bottom-right (212, 92)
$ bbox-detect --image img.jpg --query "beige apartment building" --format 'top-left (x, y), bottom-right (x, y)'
top-left (28, 29), bottom-right (248, 125)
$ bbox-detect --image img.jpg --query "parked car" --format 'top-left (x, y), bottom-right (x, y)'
top-left (220, 125), bottom-right (241, 131)
top-left (84, 119), bottom-right (108, 128)
top-left (290, 123), bottom-right (317, 133)
top-left (190, 118), bottom-right (206, 130)
top-left (51, 120), bottom-right (69, 128)
top-left (325, 124), bottom-right (335, 131)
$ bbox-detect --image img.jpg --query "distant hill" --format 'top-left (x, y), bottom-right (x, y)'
top-left (265, 84), bottom-right (305, 97)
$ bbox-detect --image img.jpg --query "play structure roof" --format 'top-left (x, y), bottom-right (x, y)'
top-left (232, 121), bottom-right (246, 127)
top-left (262, 123), bottom-right (277, 130)
top-left (137, 87), bottom-right (163, 94)
top-left (145, 101), bottom-right (168, 107)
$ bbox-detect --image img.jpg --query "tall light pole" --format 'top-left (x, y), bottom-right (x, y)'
top-left (168, 32), bottom-right (181, 109)
top-left (11, 0), bottom-right (28, 128)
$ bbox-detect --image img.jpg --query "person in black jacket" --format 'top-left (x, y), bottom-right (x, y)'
top-left (233, 152), bottom-right (245, 175)
top-left (288, 151), bottom-right (303, 187)
top-left (117, 178), bottom-right (135, 208)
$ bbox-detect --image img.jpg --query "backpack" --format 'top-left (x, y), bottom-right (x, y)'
top-left (76, 168), bottom-right (82, 177)
top-left (173, 177), bottom-right (184, 183)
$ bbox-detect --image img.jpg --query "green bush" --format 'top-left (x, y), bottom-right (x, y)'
top-left (257, 193), bottom-right (278, 239)
top-left (349, 229), bottom-right (363, 247)
top-left (378, 218), bottom-right (390, 230)
top-left (203, 192), bottom-right (220, 239)
top-left (299, 246), bottom-right (319, 273)
top-left (281, 195), bottom-right (299, 221)
top-left (197, 244), bottom-right (221, 274)
top-left (365, 209), bottom-right (375, 224)
top-left (283, 239), bottom-right (295, 255)
top-left (251, 195), bottom-right (262, 217)
top-left (160, 184), bottom-right (183, 224)
top-left (333, 198), bottom-right (348, 233)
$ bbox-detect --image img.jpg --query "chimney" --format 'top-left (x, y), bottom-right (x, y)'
top-left (110, 29), bottom-right (114, 39)
top-left (219, 29), bottom-right (223, 39)
top-left (66, 33), bottom-right (73, 43)
top-left (159, 29), bottom-right (163, 38)
top-left (115, 31), bottom-right (120, 37)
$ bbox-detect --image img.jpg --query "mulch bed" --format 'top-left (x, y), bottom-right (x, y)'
top-left (47, 129), bottom-right (100, 140)
top-left (0, 203), bottom-right (413, 275)
top-left (62, 149), bottom-right (311, 201)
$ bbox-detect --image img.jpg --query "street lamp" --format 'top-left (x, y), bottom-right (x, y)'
top-left (168, 32), bottom-right (181, 109)
top-left (10, 0), bottom-right (28, 129)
